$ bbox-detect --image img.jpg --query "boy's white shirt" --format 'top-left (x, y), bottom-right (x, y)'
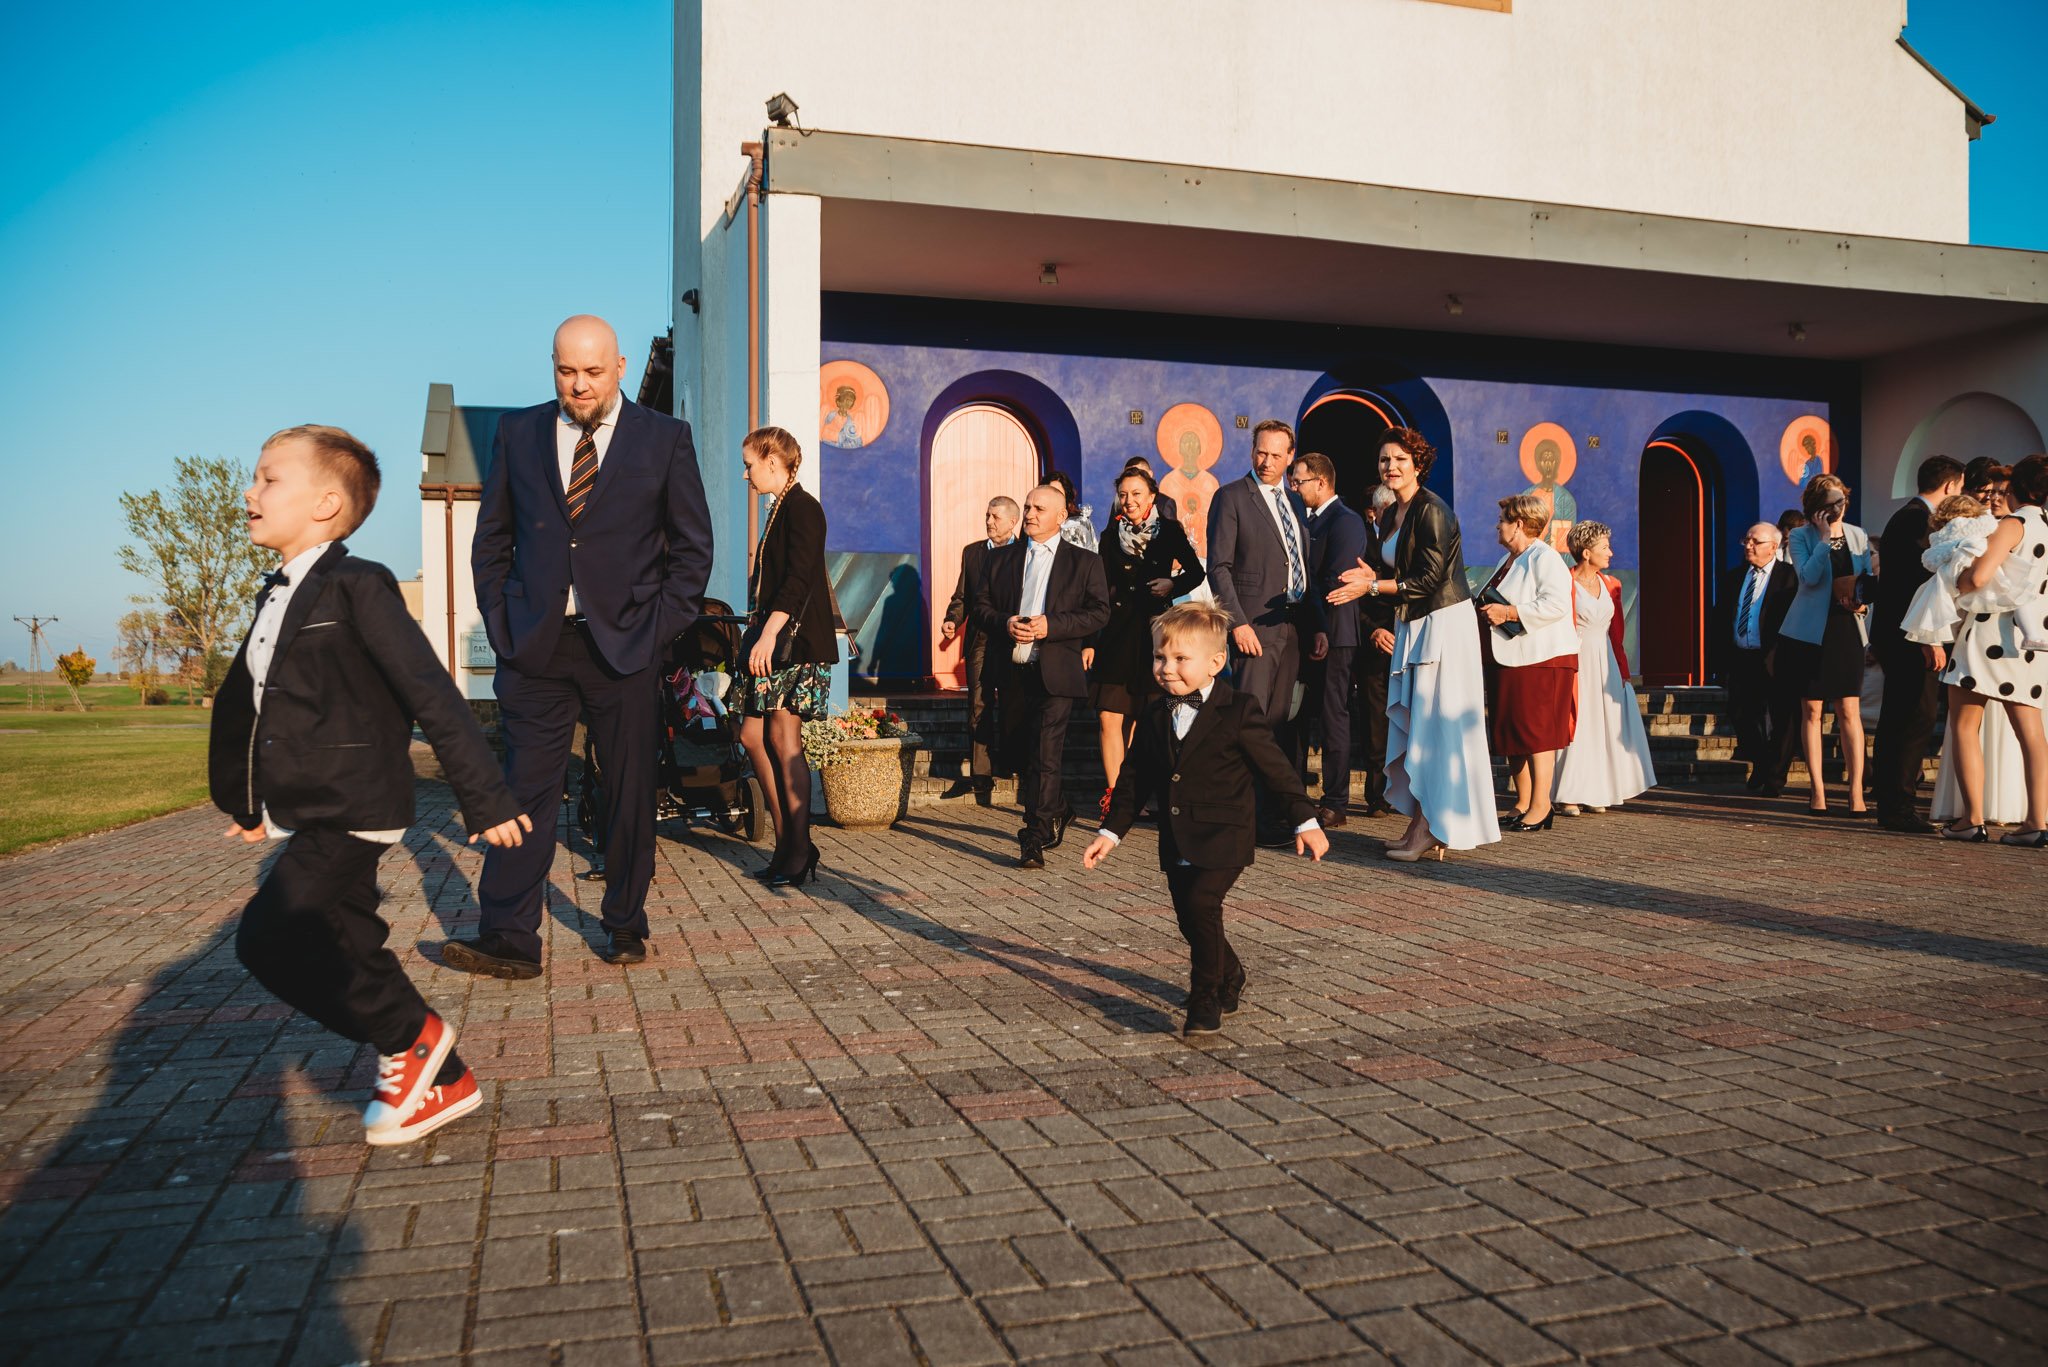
top-left (248, 540), bottom-right (406, 843)
top-left (1096, 681), bottom-right (1318, 860)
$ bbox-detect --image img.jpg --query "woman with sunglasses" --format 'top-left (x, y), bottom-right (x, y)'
top-left (1777, 474), bottom-right (1875, 816)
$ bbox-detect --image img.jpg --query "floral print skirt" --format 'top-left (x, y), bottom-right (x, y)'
top-left (734, 662), bottom-right (830, 721)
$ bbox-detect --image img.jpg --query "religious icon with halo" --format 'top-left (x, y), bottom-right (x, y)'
top-left (1155, 403), bottom-right (1224, 558)
top-left (818, 360), bottom-right (889, 450)
top-left (1518, 422), bottom-right (1578, 553)
top-left (1779, 415), bottom-right (1832, 486)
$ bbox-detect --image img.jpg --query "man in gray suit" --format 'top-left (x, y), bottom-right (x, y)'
top-left (1205, 418), bottom-right (1313, 844)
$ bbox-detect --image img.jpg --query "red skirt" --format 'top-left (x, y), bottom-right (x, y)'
top-left (1490, 655), bottom-right (1579, 755)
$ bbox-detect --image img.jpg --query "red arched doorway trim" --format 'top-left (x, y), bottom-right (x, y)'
top-left (1302, 392), bottom-right (1397, 428)
top-left (1642, 439), bottom-right (1706, 685)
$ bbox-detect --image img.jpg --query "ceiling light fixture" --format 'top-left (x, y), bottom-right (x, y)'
top-left (1788, 322), bottom-right (1807, 342)
top-left (1039, 263), bottom-right (1059, 286)
top-left (1445, 294), bottom-right (1464, 316)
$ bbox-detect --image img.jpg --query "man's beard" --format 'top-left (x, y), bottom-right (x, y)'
top-left (563, 392), bottom-right (608, 422)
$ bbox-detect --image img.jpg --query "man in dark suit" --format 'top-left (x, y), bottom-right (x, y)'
top-left (940, 495), bottom-right (1019, 798)
top-left (1714, 523), bottom-right (1798, 794)
top-left (1355, 484), bottom-right (1399, 816)
top-left (1291, 453), bottom-right (1367, 826)
top-left (449, 315), bottom-right (713, 976)
top-left (1205, 419), bottom-right (1313, 843)
top-left (975, 484), bottom-right (1111, 868)
top-left (1872, 455), bottom-right (1966, 832)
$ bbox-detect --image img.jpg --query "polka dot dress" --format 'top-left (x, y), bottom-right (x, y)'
top-left (1943, 505), bottom-right (2048, 707)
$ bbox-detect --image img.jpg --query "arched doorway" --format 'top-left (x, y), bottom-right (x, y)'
top-left (1892, 391), bottom-right (2043, 498)
top-left (926, 403), bottom-right (1041, 689)
top-left (1297, 391), bottom-right (1400, 513)
top-left (1637, 439), bottom-right (1712, 686)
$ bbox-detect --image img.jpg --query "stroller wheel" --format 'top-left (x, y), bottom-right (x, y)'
top-left (743, 775), bottom-right (772, 845)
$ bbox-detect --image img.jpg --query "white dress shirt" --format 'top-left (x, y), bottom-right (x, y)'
top-left (1733, 562), bottom-right (1774, 651)
top-left (248, 541), bottom-right (405, 843)
top-left (556, 393), bottom-right (623, 614)
top-left (1012, 532), bottom-right (1060, 664)
top-left (1253, 477), bottom-right (1307, 601)
top-left (1097, 682), bottom-right (1318, 855)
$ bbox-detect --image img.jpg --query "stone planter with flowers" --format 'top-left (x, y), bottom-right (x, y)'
top-left (802, 707), bottom-right (923, 829)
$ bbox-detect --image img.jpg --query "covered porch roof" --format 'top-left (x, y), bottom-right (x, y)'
top-left (762, 129), bottom-right (2047, 363)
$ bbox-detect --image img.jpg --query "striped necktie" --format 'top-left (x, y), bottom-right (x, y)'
top-left (566, 422), bottom-right (600, 523)
top-left (1272, 485), bottom-right (1305, 599)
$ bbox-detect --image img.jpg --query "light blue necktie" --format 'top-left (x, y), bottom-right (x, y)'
top-left (1272, 485), bottom-right (1306, 599)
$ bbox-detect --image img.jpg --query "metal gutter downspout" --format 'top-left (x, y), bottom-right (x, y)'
top-left (418, 484), bottom-right (461, 681)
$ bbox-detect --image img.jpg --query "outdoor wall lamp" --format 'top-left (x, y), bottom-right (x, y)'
top-left (1039, 263), bottom-right (1059, 285)
top-left (766, 92), bottom-right (798, 128)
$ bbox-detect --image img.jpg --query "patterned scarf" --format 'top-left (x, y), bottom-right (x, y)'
top-left (1116, 509), bottom-right (1160, 558)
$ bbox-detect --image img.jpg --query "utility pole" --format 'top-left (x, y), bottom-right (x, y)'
top-left (14, 616), bottom-right (56, 711)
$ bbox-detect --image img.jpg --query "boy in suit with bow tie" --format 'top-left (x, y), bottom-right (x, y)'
top-left (1083, 603), bottom-right (1329, 1035)
top-left (210, 426), bottom-right (531, 1146)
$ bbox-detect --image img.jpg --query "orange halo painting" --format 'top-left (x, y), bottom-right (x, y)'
top-left (1155, 403), bottom-right (1225, 558)
top-left (1517, 422), bottom-right (1577, 487)
top-left (819, 360), bottom-right (889, 451)
top-left (1779, 415), bottom-right (1833, 486)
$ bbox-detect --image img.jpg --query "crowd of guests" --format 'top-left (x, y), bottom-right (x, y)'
top-left (1719, 453), bottom-right (2048, 846)
top-left (942, 421), bottom-right (1663, 866)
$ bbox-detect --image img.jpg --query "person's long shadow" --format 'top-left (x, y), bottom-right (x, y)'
top-left (719, 839), bottom-right (1183, 1033)
top-left (0, 908), bottom-right (366, 1361)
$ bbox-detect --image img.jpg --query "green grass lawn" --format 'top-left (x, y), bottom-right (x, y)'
top-left (0, 684), bottom-right (215, 856)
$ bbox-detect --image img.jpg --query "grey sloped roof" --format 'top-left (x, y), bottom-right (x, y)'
top-left (420, 383), bottom-right (517, 487)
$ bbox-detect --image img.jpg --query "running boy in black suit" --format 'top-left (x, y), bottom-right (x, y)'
top-left (1082, 602), bottom-right (1329, 1036)
top-left (210, 425), bottom-right (530, 1146)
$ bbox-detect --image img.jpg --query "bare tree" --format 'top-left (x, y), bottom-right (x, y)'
top-left (115, 606), bottom-right (173, 703)
top-left (119, 456), bottom-right (272, 695)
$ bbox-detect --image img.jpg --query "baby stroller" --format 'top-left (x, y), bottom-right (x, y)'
top-left (574, 599), bottom-right (769, 876)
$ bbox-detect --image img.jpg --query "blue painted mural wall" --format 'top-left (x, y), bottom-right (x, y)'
top-left (816, 297), bottom-right (1851, 681)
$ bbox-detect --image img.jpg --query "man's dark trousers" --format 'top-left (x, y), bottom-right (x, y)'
top-left (965, 630), bottom-right (1000, 780)
top-left (1002, 658), bottom-right (1073, 845)
top-left (1873, 640), bottom-right (1940, 818)
top-left (1167, 864), bottom-right (1243, 996)
top-left (1316, 645), bottom-right (1358, 807)
top-left (1356, 646), bottom-right (1391, 807)
top-left (237, 826), bottom-right (461, 1076)
top-left (1232, 622), bottom-right (1302, 832)
top-left (1728, 645), bottom-right (1774, 778)
top-left (480, 621), bottom-right (658, 960)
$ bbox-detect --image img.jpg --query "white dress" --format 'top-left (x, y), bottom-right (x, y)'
top-left (1931, 707), bottom-right (2028, 825)
top-left (1942, 505), bottom-right (2048, 708)
top-left (1383, 532), bottom-right (1501, 850)
top-left (1553, 580), bottom-right (1656, 807)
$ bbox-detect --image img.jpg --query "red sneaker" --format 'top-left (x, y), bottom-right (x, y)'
top-left (366, 1068), bottom-right (482, 1147)
top-left (362, 1011), bottom-right (456, 1135)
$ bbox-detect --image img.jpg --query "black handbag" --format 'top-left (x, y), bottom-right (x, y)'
top-left (1477, 584), bottom-right (1526, 638)
top-left (750, 487), bottom-right (840, 671)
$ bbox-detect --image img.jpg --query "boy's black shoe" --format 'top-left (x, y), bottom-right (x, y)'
top-left (1183, 991), bottom-right (1223, 1037)
top-left (442, 934), bottom-right (542, 980)
top-left (1220, 961), bottom-right (1246, 1015)
top-left (603, 932), bottom-right (648, 965)
top-left (1017, 842), bottom-right (1046, 870)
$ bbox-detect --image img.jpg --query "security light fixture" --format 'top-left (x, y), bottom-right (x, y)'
top-left (1039, 263), bottom-right (1059, 286)
top-left (1789, 322), bottom-right (1807, 342)
top-left (1445, 294), bottom-right (1465, 316)
top-left (766, 93), bottom-right (798, 128)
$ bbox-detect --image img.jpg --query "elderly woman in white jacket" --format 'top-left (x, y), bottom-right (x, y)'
top-left (1478, 493), bottom-right (1581, 832)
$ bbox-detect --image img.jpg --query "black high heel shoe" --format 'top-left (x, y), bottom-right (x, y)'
top-left (1506, 810), bottom-right (1554, 833)
top-left (751, 848), bottom-right (787, 882)
top-left (768, 844), bottom-right (821, 888)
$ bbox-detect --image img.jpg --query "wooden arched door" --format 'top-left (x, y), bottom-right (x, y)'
top-left (1638, 440), bottom-right (1707, 686)
top-left (927, 404), bottom-right (1041, 689)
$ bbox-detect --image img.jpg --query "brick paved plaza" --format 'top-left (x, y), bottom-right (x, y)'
top-left (2, 772), bottom-right (2045, 1365)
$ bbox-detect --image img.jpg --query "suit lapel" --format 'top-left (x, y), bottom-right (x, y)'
top-left (1178, 679), bottom-right (1232, 765)
top-left (269, 542), bottom-right (350, 668)
top-left (583, 399), bottom-right (639, 517)
top-left (539, 404), bottom-right (571, 522)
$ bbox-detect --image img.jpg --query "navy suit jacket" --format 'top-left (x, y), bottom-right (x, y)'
top-left (1205, 473), bottom-right (1311, 633)
top-left (1306, 498), bottom-right (1369, 648)
top-left (472, 398), bottom-right (713, 675)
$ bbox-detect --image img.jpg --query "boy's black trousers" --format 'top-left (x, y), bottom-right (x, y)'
top-left (236, 826), bottom-right (463, 1081)
top-left (1166, 864), bottom-right (1243, 996)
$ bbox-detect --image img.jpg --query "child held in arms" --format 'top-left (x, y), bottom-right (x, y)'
top-left (1083, 602), bottom-right (1329, 1036)
top-left (209, 425), bottom-right (530, 1145)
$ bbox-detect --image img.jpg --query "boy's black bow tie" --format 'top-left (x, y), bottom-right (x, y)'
top-left (262, 570), bottom-right (291, 589)
top-left (1171, 694), bottom-right (1202, 715)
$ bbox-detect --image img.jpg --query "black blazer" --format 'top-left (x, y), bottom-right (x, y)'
top-left (1307, 498), bottom-right (1370, 648)
top-left (209, 545), bottom-right (520, 836)
top-left (1711, 560), bottom-right (1796, 679)
top-left (1096, 515), bottom-right (1207, 669)
top-left (745, 484), bottom-right (837, 665)
top-left (972, 536), bottom-right (1112, 698)
top-left (1873, 497), bottom-right (1934, 646)
top-left (943, 539), bottom-right (1001, 644)
top-left (472, 398), bottom-right (713, 675)
top-left (1103, 680), bottom-right (1318, 870)
top-left (1388, 487), bottom-right (1470, 622)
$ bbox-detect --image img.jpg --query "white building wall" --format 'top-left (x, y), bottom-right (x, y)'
top-left (677, 0), bottom-right (1968, 258)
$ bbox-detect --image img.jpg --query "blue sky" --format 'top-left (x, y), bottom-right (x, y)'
top-left (1, 0), bottom-right (2041, 665)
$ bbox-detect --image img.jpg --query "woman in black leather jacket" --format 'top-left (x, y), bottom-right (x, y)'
top-left (1329, 428), bottom-right (1501, 859)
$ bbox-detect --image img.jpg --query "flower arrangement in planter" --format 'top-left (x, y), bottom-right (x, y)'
top-left (801, 707), bottom-right (923, 829)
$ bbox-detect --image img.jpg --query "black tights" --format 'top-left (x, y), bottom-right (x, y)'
top-left (742, 709), bottom-right (813, 870)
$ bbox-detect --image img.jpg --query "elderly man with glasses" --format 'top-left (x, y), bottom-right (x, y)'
top-left (1716, 523), bottom-right (1798, 794)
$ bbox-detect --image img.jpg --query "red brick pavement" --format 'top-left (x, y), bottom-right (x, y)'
top-left (1, 776), bottom-right (2045, 1364)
